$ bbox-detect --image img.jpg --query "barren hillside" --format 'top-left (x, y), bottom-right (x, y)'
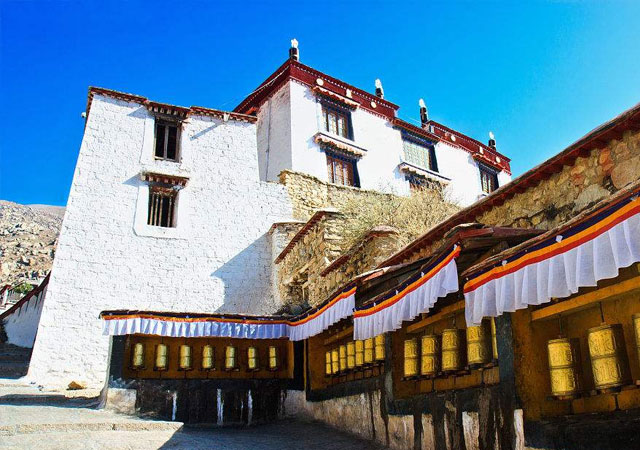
top-left (0, 201), bottom-right (64, 287)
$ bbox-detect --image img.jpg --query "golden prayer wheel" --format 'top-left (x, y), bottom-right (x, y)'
top-left (547, 338), bottom-right (581, 398)
top-left (247, 347), bottom-right (259, 371)
top-left (374, 334), bottom-right (385, 362)
top-left (466, 321), bottom-right (492, 367)
top-left (225, 345), bottom-right (237, 370)
top-left (131, 342), bottom-right (145, 369)
top-left (202, 345), bottom-right (214, 370)
top-left (325, 351), bottom-right (332, 375)
top-left (441, 329), bottom-right (465, 372)
top-left (632, 313), bottom-right (640, 372)
top-left (364, 338), bottom-right (374, 364)
top-left (355, 340), bottom-right (364, 367)
top-left (490, 318), bottom-right (499, 360)
top-left (331, 348), bottom-right (340, 374)
top-left (420, 334), bottom-right (440, 377)
top-left (404, 338), bottom-right (418, 377)
top-left (347, 342), bottom-right (356, 370)
top-left (587, 323), bottom-right (631, 391)
top-left (155, 344), bottom-right (168, 371)
top-left (339, 344), bottom-right (347, 372)
top-left (179, 345), bottom-right (192, 370)
top-left (268, 346), bottom-right (278, 370)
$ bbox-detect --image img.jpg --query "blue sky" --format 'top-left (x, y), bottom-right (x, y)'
top-left (2, 1), bottom-right (639, 206)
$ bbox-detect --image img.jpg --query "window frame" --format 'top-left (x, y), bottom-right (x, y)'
top-left (153, 118), bottom-right (181, 162)
top-left (326, 151), bottom-right (359, 187)
top-left (401, 133), bottom-right (438, 172)
top-left (479, 163), bottom-right (499, 194)
top-left (321, 102), bottom-right (353, 140)
top-left (147, 185), bottom-right (178, 228)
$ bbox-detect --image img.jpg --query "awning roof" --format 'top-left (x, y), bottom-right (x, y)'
top-left (463, 181), bottom-right (640, 325)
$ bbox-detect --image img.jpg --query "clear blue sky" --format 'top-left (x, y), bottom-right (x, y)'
top-left (2, 1), bottom-right (639, 206)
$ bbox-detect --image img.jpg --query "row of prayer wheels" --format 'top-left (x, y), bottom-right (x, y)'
top-left (131, 342), bottom-right (279, 372)
top-left (403, 319), bottom-right (498, 378)
top-left (325, 334), bottom-right (385, 375)
top-left (548, 315), bottom-right (640, 398)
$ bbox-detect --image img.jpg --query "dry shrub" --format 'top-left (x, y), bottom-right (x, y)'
top-left (339, 186), bottom-right (461, 250)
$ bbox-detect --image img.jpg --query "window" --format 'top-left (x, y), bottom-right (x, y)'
top-left (402, 137), bottom-right (438, 172)
top-left (326, 153), bottom-right (358, 187)
top-left (147, 187), bottom-right (177, 228)
top-left (406, 174), bottom-right (431, 193)
top-left (479, 165), bottom-right (499, 193)
top-left (322, 105), bottom-right (351, 139)
top-left (154, 120), bottom-right (180, 161)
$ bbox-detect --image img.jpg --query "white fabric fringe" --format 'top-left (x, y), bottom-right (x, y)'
top-left (353, 257), bottom-right (459, 340)
top-left (465, 211), bottom-right (640, 326)
top-left (287, 292), bottom-right (355, 341)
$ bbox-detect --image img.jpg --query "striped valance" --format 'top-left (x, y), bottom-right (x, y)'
top-left (353, 246), bottom-right (460, 340)
top-left (287, 283), bottom-right (356, 341)
top-left (464, 187), bottom-right (640, 326)
top-left (101, 312), bottom-right (290, 339)
top-left (101, 283), bottom-right (357, 341)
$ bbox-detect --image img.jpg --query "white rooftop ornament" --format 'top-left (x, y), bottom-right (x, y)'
top-left (291, 38), bottom-right (298, 49)
top-left (375, 79), bottom-right (383, 89)
top-left (489, 131), bottom-right (495, 140)
top-left (419, 99), bottom-right (426, 109)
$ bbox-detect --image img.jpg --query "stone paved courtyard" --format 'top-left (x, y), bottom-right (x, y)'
top-left (0, 344), bottom-right (382, 450)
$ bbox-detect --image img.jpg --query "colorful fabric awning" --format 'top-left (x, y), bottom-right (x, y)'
top-left (101, 283), bottom-right (358, 341)
top-left (464, 187), bottom-right (640, 326)
top-left (353, 246), bottom-right (460, 340)
top-left (101, 312), bottom-right (290, 339)
top-left (287, 283), bottom-right (356, 341)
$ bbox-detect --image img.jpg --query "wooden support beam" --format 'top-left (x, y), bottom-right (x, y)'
top-left (531, 274), bottom-right (640, 322)
top-left (406, 300), bottom-right (466, 334)
top-left (323, 326), bottom-right (354, 345)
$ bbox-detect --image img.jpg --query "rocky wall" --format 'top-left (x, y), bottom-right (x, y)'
top-left (279, 170), bottom-right (396, 221)
top-left (409, 129), bottom-right (640, 262)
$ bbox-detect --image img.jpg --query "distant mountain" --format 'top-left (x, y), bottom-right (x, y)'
top-left (0, 201), bottom-right (64, 287)
top-left (27, 204), bottom-right (66, 219)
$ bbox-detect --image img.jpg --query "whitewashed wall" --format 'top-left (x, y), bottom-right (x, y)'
top-left (2, 285), bottom-right (47, 348)
top-left (257, 83), bottom-right (292, 182)
top-left (258, 80), bottom-right (511, 205)
top-left (28, 95), bottom-right (293, 388)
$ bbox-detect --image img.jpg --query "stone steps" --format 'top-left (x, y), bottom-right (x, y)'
top-left (0, 420), bottom-right (184, 436)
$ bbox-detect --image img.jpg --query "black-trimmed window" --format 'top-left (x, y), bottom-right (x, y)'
top-left (479, 163), bottom-right (499, 193)
top-left (326, 152), bottom-right (359, 187)
top-left (402, 134), bottom-right (438, 172)
top-left (148, 187), bottom-right (177, 228)
top-left (322, 103), bottom-right (352, 139)
top-left (405, 174), bottom-right (429, 192)
top-left (154, 119), bottom-right (180, 161)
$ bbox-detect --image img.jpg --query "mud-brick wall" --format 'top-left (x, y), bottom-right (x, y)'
top-left (277, 212), bottom-right (346, 308)
top-left (279, 170), bottom-right (396, 221)
top-left (478, 129), bottom-right (640, 230)
top-left (322, 228), bottom-right (400, 301)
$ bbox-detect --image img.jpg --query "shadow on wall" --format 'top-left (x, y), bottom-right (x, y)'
top-left (210, 233), bottom-right (276, 315)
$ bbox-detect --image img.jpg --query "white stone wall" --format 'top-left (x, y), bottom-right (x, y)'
top-left (257, 83), bottom-right (292, 182)
top-left (28, 94), bottom-right (293, 388)
top-left (258, 80), bottom-right (511, 206)
top-left (437, 141), bottom-right (512, 206)
top-left (2, 285), bottom-right (47, 348)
